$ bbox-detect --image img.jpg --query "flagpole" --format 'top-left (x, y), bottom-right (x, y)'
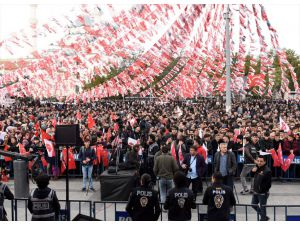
top-left (224, 4), bottom-right (232, 114)
top-left (66, 146), bottom-right (70, 221)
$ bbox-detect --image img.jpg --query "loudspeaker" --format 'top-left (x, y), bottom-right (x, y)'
top-left (72, 214), bottom-right (100, 221)
top-left (55, 124), bottom-right (83, 146)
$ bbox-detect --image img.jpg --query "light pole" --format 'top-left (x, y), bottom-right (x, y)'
top-left (224, 4), bottom-right (231, 114)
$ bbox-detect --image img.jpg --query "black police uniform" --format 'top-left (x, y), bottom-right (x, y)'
top-left (28, 187), bottom-right (60, 221)
top-left (164, 187), bottom-right (196, 221)
top-left (203, 183), bottom-right (236, 221)
top-left (126, 186), bottom-right (161, 221)
top-left (0, 182), bottom-right (14, 221)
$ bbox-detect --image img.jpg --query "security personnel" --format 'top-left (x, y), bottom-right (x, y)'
top-left (28, 174), bottom-right (60, 221)
top-left (203, 172), bottom-right (236, 221)
top-left (0, 178), bottom-right (14, 221)
top-left (164, 171), bottom-right (196, 221)
top-left (126, 173), bottom-right (161, 221)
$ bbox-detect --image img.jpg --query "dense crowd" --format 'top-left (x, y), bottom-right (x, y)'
top-left (0, 97), bottom-right (299, 221)
top-left (0, 97), bottom-right (299, 181)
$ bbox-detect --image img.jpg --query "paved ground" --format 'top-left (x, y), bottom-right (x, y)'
top-left (3, 178), bottom-right (300, 221)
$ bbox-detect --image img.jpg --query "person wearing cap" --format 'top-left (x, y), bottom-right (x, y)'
top-left (0, 174), bottom-right (14, 221)
top-left (203, 172), bottom-right (236, 221)
top-left (251, 155), bottom-right (272, 221)
top-left (164, 171), bottom-right (196, 221)
top-left (240, 133), bottom-right (260, 194)
top-left (126, 173), bottom-right (161, 221)
top-left (28, 173), bottom-right (60, 221)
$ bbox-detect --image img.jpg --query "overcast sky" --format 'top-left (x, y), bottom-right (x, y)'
top-left (265, 4), bottom-right (300, 55)
top-left (0, 3), bottom-right (299, 58)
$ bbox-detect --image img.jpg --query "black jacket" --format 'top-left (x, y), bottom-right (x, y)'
top-left (203, 183), bottom-right (236, 221)
top-left (126, 186), bottom-right (161, 221)
top-left (253, 165), bottom-right (272, 194)
top-left (78, 147), bottom-right (96, 166)
top-left (28, 187), bottom-right (60, 221)
top-left (213, 151), bottom-right (237, 176)
top-left (182, 154), bottom-right (206, 178)
top-left (244, 143), bottom-right (259, 164)
top-left (164, 187), bottom-right (196, 221)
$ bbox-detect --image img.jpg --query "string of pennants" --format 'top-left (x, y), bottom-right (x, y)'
top-left (0, 4), bottom-right (299, 101)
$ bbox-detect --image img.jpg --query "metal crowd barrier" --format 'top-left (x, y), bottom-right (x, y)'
top-left (4, 199), bottom-right (300, 221)
top-left (4, 199), bottom-right (92, 221)
top-left (92, 201), bottom-right (300, 221)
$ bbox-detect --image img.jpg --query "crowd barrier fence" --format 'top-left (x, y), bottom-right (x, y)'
top-left (4, 198), bottom-right (300, 221)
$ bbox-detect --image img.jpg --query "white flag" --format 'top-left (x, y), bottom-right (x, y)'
top-left (279, 117), bottom-right (290, 132)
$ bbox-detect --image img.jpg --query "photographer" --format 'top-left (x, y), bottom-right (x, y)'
top-left (181, 146), bottom-right (206, 199)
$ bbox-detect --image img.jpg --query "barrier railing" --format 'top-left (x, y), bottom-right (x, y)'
top-left (4, 199), bottom-right (300, 221)
top-left (4, 199), bottom-right (92, 221)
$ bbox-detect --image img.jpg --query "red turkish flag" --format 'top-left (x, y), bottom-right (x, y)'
top-left (61, 148), bottom-right (76, 172)
top-left (19, 143), bottom-right (27, 154)
top-left (277, 143), bottom-right (284, 166)
top-left (270, 149), bottom-right (281, 167)
top-left (61, 161), bottom-right (66, 175)
top-left (281, 154), bottom-right (295, 172)
top-left (87, 113), bottom-right (95, 129)
top-left (3, 145), bottom-right (12, 162)
top-left (35, 121), bottom-right (40, 137)
top-left (41, 130), bottom-right (52, 143)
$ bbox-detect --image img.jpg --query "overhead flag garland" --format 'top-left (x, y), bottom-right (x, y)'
top-left (0, 4), bottom-right (299, 101)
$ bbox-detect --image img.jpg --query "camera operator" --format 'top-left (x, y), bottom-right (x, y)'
top-left (181, 146), bottom-right (206, 199)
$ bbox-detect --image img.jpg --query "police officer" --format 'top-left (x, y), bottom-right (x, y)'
top-left (28, 174), bottom-right (60, 221)
top-left (203, 172), bottom-right (236, 221)
top-left (126, 173), bottom-right (161, 221)
top-left (164, 171), bottom-right (196, 221)
top-left (240, 134), bottom-right (260, 194)
top-left (0, 177), bottom-right (14, 221)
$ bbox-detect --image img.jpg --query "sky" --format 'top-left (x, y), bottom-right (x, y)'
top-left (0, 3), bottom-right (299, 59)
top-left (265, 4), bottom-right (300, 55)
